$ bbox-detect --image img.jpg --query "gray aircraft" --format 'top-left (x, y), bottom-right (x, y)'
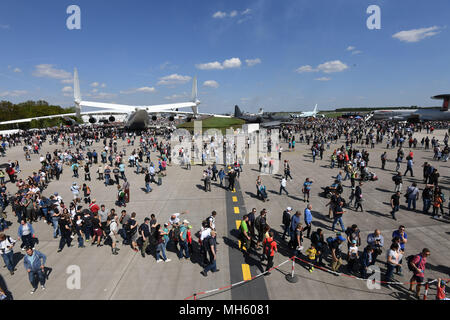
top-left (369, 94), bottom-right (450, 122)
top-left (234, 105), bottom-right (293, 127)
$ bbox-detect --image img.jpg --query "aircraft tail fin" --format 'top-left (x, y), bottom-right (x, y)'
top-left (432, 94), bottom-right (450, 112)
top-left (313, 104), bottom-right (318, 114)
top-left (191, 76), bottom-right (199, 116)
top-left (443, 98), bottom-right (449, 111)
top-left (234, 105), bottom-right (243, 117)
top-left (74, 68), bottom-right (81, 117)
top-left (258, 108), bottom-right (264, 115)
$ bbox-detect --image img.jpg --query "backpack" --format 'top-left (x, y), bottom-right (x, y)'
top-left (282, 211), bottom-right (291, 226)
top-left (255, 216), bottom-right (264, 231)
top-left (326, 236), bottom-right (335, 248)
top-left (406, 254), bottom-right (423, 272)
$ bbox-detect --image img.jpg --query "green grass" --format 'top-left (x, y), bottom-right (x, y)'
top-left (177, 116), bottom-right (245, 133)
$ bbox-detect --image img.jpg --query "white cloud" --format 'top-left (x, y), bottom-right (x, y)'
top-left (101, 83), bottom-right (106, 88)
top-left (61, 79), bottom-right (73, 84)
top-left (196, 58), bottom-right (241, 70)
top-left (157, 74), bottom-right (192, 85)
top-left (120, 87), bottom-right (156, 94)
top-left (90, 82), bottom-right (99, 87)
top-left (0, 25), bottom-right (10, 29)
top-left (245, 58), bottom-right (261, 67)
top-left (91, 88), bottom-right (99, 93)
top-left (61, 86), bottom-right (73, 93)
top-left (13, 68), bottom-right (22, 73)
top-left (212, 11), bottom-right (227, 19)
top-left (296, 60), bottom-right (348, 76)
top-left (165, 93), bottom-right (188, 100)
top-left (32, 64), bottom-right (71, 79)
top-left (392, 26), bottom-right (441, 43)
top-left (203, 80), bottom-right (219, 88)
top-left (196, 61), bottom-right (224, 70)
top-left (317, 60), bottom-right (348, 73)
top-left (223, 57), bottom-right (241, 68)
top-left (346, 46), bottom-right (356, 51)
top-left (315, 77), bottom-right (331, 81)
top-left (351, 50), bottom-right (362, 55)
top-left (90, 92), bottom-right (117, 99)
top-left (0, 90), bottom-right (27, 97)
top-left (295, 65), bottom-right (315, 73)
top-left (213, 8), bottom-right (252, 21)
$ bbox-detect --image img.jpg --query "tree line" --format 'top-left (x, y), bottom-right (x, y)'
top-left (0, 100), bottom-right (77, 130)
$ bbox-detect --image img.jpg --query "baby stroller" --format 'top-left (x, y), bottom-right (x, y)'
top-left (323, 180), bottom-right (343, 198)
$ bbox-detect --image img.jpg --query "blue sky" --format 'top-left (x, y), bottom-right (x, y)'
top-left (0, 0), bottom-right (449, 113)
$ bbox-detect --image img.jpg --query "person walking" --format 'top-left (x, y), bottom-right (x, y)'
top-left (393, 172), bottom-right (403, 193)
top-left (385, 243), bottom-right (401, 286)
top-left (18, 219), bottom-right (35, 250)
top-left (178, 220), bottom-right (190, 259)
top-left (200, 230), bottom-right (219, 276)
top-left (23, 247), bottom-right (47, 294)
top-left (359, 245), bottom-right (374, 279)
top-left (139, 217), bottom-right (151, 258)
top-left (239, 214), bottom-right (251, 253)
top-left (406, 183), bottom-right (419, 210)
top-left (303, 204), bottom-right (312, 238)
top-left (367, 229), bottom-right (384, 264)
top-left (144, 170), bottom-right (152, 193)
top-left (354, 182), bottom-right (364, 212)
top-left (408, 248), bottom-right (430, 299)
top-left (262, 231), bottom-right (277, 276)
top-left (155, 224), bottom-right (170, 262)
top-left (302, 178), bottom-right (313, 202)
top-left (390, 191), bottom-right (401, 220)
top-left (331, 201), bottom-right (346, 233)
top-left (404, 157), bottom-right (414, 177)
top-left (381, 152), bottom-right (387, 170)
top-left (281, 207), bottom-right (292, 241)
top-left (279, 177), bottom-right (288, 195)
top-left (57, 214), bottom-right (73, 252)
top-left (0, 233), bottom-right (17, 275)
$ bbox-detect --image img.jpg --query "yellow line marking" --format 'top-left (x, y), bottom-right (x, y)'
top-left (236, 220), bottom-right (241, 230)
top-left (232, 188), bottom-right (236, 193)
top-left (232, 196), bottom-right (238, 202)
top-left (234, 207), bottom-right (240, 214)
top-left (242, 264), bottom-right (252, 281)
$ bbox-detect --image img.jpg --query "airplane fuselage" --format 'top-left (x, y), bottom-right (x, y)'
top-left (372, 109), bottom-right (450, 122)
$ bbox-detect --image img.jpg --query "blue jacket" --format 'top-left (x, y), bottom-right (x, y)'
top-left (24, 250), bottom-right (46, 271)
top-left (304, 208), bottom-right (312, 225)
top-left (359, 249), bottom-right (372, 268)
top-left (18, 223), bottom-right (34, 238)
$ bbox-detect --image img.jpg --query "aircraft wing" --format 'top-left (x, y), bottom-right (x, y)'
top-left (80, 100), bottom-right (197, 113)
top-left (260, 121), bottom-right (282, 128)
top-left (0, 113), bottom-right (77, 125)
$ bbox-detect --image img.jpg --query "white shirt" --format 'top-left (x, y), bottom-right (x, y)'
top-left (281, 178), bottom-right (287, 187)
top-left (168, 213), bottom-right (181, 225)
top-left (208, 216), bottom-right (216, 230)
top-left (0, 236), bottom-right (16, 254)
top-left (200, 227), bottom-right (211, 241)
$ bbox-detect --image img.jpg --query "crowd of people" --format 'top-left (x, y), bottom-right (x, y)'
top-left (0, 118), bottom-right (449, 300)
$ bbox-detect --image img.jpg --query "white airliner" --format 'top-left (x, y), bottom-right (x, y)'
top-left (291, 104), bottom-right (324, 118)
top-left (0, 68), bottom-right (226, 129)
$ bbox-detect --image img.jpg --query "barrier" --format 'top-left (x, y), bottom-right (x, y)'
top-left (184, 254), bottom-right (449, 300)
top-left (184, 256), bottom-right (294, 300)
top-left (285, 257), bottom-right (298, 283)
top-left (423, 282), bottom-right (429, 300)
top-left (293, 256), bottom-right (448, 287)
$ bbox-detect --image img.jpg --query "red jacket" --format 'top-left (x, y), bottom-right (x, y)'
top-left (89, 203), bottom-right (100, 214)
